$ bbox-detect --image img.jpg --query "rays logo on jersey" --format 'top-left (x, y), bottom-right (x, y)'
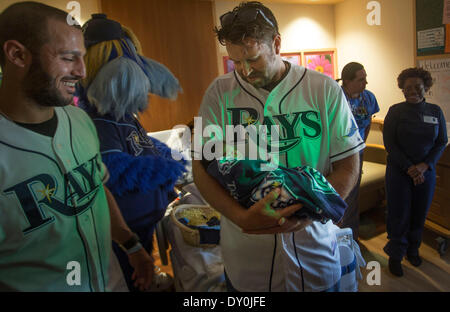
top-left (3, 155), bottom-right (103, 234)
top-left (126, 131), bottom-right (144, 156)
top-left (344, 118), bottom-right (359, 138)
top-left (126, 126), bottom-right (158, 156)
top-left (227, 107), bottom-right (322, 153)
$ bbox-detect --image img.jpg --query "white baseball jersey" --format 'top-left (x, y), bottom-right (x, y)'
top-left (198, 64), bottom-right (364, 291)
top-left (0, 106), bottom-right (111, 291)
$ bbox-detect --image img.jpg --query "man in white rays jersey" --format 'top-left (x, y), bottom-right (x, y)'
top-left (0, 2), bottom-right (153, 291)
top-left (193, 1), bottom-right (364, 292)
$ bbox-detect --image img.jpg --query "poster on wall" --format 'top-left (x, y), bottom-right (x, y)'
top-left (222, 50), bottom-right (338, 78)
top-left (303, 50), bottom-right (336, 79)
top-left (223, 56), bottom-right (235, 73)
top-left (443, 0), bottom-right (450, 24)
top-left (281, 53), bottom-right (301, 66)
top-left (417, 58), bottom-right (450, 123)
top-left (417, 27), bottom-right (445, 53)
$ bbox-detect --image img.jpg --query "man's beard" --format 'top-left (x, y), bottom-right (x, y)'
top-left (242, 54), bottom-right (277, 89)
top-left (23, 58), bottom-right (73, 107)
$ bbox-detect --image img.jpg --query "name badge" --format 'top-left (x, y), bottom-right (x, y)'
top-left (423, 115), bottom-right (438, 124)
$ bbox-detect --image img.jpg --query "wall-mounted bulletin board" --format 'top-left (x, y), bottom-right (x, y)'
top-left (415, 0), bottom-right (450, 56)
top-left (417, 58), bottom-right (450, 120)
top-left (415, 0), bottom-right (450, 122)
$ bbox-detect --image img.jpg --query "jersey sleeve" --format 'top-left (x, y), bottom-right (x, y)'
top-left (89, 119), bottom-right (126, 186)
top-left (196, 80), bottom-right (227, 162)
top-left (328, 84), bottom-right (365, 162)
top-left (73, 107), bottom-right (112, 183)
top-left (101, 164), bottom-right (110, 184)
top-left (366, 90), bottom-right (380, 116)
top-left (91, 119), bottom-right (125, 155)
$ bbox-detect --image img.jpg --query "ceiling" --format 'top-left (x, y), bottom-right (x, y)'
top-left (220, 0), bottom-right (345, 4)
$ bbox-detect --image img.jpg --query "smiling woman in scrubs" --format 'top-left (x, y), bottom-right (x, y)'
top-left (383, 67), bottom-right (448, 277)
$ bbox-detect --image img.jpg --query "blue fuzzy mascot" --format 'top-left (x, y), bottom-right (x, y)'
top-left (77, 14), bottom-right (185, 292)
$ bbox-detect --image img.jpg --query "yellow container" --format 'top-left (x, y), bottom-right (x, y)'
top-left (171, 204), bottom-right (221, 248)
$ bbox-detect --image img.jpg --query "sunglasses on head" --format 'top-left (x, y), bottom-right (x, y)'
top-left (220, 8), bottom-right (275, 29)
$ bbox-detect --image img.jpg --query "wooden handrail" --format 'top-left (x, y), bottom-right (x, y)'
top-left (365, 143), bottom-right (385, 150)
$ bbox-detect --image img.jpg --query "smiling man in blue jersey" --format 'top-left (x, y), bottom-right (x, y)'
top-left (193, 1), bottom-right (364, 292)
top-left (0, 2), bottom-right (154, 291)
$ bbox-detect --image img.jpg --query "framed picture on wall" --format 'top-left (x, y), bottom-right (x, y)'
top-left (280, 52), bottom-right (302, 66)
top-left (303, 49), bottom-right (337, 79)
top-left (223, 56), bottom-right (235, 73)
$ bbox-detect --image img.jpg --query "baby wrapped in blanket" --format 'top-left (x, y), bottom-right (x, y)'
top-left (205, 157), bottom-right (347, 224)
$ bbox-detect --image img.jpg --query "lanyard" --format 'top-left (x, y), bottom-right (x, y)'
top-left (345, 92), bottom-right (369, 119)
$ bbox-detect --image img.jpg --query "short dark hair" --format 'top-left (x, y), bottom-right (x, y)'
top-left (338, 62), bottom-right (364, 84)
top-left (397, 67), bottom-right (433, 90)
top-left (214, 1), bottom-right (279, 46)
top-left (0, 1), bottom-right (80, 66)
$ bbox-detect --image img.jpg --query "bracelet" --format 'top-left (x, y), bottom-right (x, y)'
top-left (122, 233), bottom-right (140, 250)
top-left (126, 242), bottom-right (143, 255)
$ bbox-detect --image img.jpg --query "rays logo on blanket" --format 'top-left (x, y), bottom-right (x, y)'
top-left (227, 107), bottom-right (322, 153)
top-left (299, 167), bottom-right (337, 195)
top-left (3, 155), bottom-right (103, 234)
top-left (218, 159), bottom-right (238, 175)
top-left (250, 173), bottom-right (297, 210)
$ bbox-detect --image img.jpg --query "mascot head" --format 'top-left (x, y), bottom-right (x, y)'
top-left (77, 14), bottom-right (181, 120)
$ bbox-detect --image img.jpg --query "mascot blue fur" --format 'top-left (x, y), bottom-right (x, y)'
top-left (76, 14), bottom-right (185, 291)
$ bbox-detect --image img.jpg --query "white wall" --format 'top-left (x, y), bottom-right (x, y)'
top-left (0, 0), bottom-right (101, 25)
top-left (335, 0), bottom-right (415, 118)
top-left (214, 0), bottom-right (336, 74)
top-left (214, 0), bottom-right (416, 118)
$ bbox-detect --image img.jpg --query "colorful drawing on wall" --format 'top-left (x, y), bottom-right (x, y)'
top-left (223, 56), bottom-right (235, 73)
top-left (281, 53), bottom-right (301, 66)
top-left (304, 51), bottom-right (335, 79)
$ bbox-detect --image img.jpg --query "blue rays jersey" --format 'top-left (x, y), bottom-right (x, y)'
top-left (198, 65), bottom-right (364, 291)
top-left (345, 89), bottom-right (379, 141)
top-left (85, 111), bottom-right (184, 249)
top-left (0, 106), bottom-right (111, 291)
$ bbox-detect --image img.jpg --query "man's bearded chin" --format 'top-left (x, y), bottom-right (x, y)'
top-left (23, 61), bottom-right (73, 108)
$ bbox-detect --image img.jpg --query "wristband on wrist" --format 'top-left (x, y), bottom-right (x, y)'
top-left (120, 233), bottom-right (142, 254)
top-left (126, 242), bottom-right (143, 255)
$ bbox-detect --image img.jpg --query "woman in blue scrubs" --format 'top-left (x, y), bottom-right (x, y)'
top-left (383, 68), bottom-right (448, 276)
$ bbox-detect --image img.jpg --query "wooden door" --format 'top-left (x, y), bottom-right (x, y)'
top-left (101, 0), bottom-right (219, 131)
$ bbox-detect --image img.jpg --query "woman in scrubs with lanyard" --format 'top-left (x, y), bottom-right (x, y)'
top-left (383, 67), bottom-right (448, 277)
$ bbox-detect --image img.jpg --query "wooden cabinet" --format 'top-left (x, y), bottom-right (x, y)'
top-left (428, 145), bottom-right (450, 229)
